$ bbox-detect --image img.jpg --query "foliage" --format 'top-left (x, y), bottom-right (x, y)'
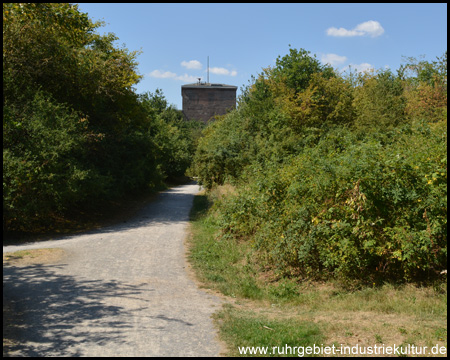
top-left (139, 90), bottom-right (203, 179)
top-left (272, 72), bottom-right (356, 131)
top-left (271, 46), bottom-right (335, 93)
top-left (189, 188), bottom-right (446, 357)
top-left (4, 91), bottom-right (95, 230)
top-left (3, 3), bottom-right (142, 122)
top-left (190, 46), bottom-right (447, 283)
top-left (214, 122), bottom-right (446, 282)
top-left (352, 69), bottom-right (407, 132)
top-left (3, 3), bottom-right (198, 233)
top-left (190, 49), bottom-right (354, 189)
top-left (400, 53), bottom-right (447, 123)
top-left (400, 52), bottom-right (447, 87)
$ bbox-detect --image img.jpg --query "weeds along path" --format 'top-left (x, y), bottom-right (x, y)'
top-left (3, 182), bottom-right (223, 357)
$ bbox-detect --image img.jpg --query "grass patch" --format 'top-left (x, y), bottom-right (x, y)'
top-left (189, 191), bottom-right (264, 300)
top-left (3, 248), bottom-right (66, 265)
top-left (187, 186), bottom-right (448, 357)
top-left (215, 304), bottom-right (324, 357)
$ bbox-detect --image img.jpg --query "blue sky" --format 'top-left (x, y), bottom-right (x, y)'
top-left (76, 3), bottom-right (447, 110)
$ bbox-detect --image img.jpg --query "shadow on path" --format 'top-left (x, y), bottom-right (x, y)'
top-left (2, 182), bottom-right (211, 356)
top-left (11, 183), bottom-right (201, 245)
top-left (3, 263), bottom-right (152, 357)
top-left (88, 189), bottom-right (197, 234)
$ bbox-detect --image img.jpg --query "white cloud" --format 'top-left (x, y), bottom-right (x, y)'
top-left (353, 63), bottom-right (374, 73)
top-left (209, 67), bottom-right (237, 76)
top-left (327, 27), bottom-right (361, 37)
top-left (181, 60), bottom-right (202, 70)
top-left (148, 63), bottom-right (237, 83)
top-left (327, 20), bottom-right (384, 38)
top-left (148, 70), bottom-right (177, 79)
top-left (209, 67), bottom-right (229, 75)
top-left (342, 63), bottom-right (374, 74)
top-left (321, 53), bottom-right (348, 66)
top-left (354, 20), bottom-right (385, 37)
top-left (175, 73), bottom-right (201, 82)
top-left (148, 70), bottom-right (200, 83)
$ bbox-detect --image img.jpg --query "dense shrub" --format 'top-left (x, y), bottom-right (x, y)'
top-left (4, 91), bottom-right (92, 230)
top-left (190, 46), bottom-right (447, 283)
top-left (139, 90), bottom-right (203, 180)
top-left (214, 122), bottom-right (446, 282)
top-left (353, 69), bottom-right (407, 132)
top-left (3, 4), bottom-right (198, 233)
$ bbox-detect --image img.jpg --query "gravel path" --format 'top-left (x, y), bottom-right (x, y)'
top-left (3, 182), bottom-right (224, 357)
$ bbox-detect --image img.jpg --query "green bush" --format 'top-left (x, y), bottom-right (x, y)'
top-left (212, 122), bottom-right (446, 282)
top-left (190, 47), bottom-right (447, 283)
top-left (3, 91), bottom-right (95, 230)
top-left (353, 69), bottom-right (407, 132)
top-left (3, 4), bottom-right (199, 233)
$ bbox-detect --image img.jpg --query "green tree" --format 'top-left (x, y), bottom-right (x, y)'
top-left (272, 46), bottom-right (335, 93)
top-left (400, 52), bottom-right (447, 123)
top-left (400, 52), bottom-right (447, 87)
top-left (190, 47), bottom-right (447, 283)
top-left (3, 91), bottom-right (96, 231)
top-left (3, 3), bottom-right (142, 127)
top-left (353, 69), bottom-right (407, 132)
top-left (3, 3), bottom-right (199, 233)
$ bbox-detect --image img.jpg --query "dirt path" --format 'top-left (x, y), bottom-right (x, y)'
top-left (3, 182), bottom-right (224, 357)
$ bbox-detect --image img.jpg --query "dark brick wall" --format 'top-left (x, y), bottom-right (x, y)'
top-left (182, 86), bottom-right (236, 123)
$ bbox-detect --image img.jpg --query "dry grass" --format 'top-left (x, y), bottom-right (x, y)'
top-left (3, 248), bottom-right (67, 266)
top-left (214, 295), bottom-right (447, 357)
top-left (188, 188), bottom-right (447, 357)
top-left (3, 248), bottom-right (69, 356)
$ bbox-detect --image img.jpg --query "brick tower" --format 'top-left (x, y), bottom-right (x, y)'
top-left (181, 81), bottom-right (237, 123)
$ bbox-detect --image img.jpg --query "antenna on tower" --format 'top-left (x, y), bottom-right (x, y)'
top-left (207, 56), bottom-right (209, 84)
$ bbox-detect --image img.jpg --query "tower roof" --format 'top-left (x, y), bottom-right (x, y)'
top-left (181, 83), bottom-right (237, 90)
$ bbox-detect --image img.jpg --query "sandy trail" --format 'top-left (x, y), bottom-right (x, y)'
top-left (3, 182), bottom-right (223, 357)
